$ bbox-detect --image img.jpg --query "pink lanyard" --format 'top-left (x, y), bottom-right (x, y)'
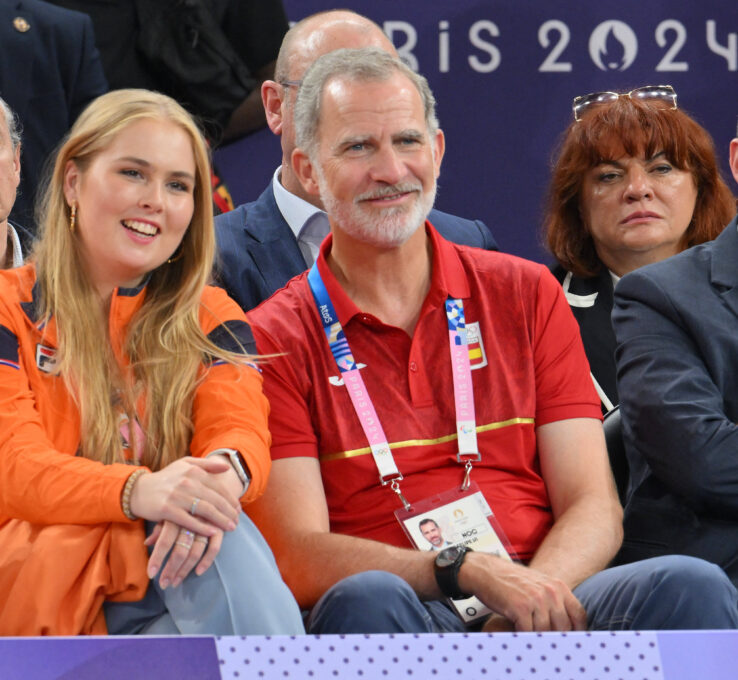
top-left (308, 264), bottom-right (479, 509)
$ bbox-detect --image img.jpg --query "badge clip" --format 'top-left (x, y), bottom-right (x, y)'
top-left (456, 451), bottom-right (481, 464)
top-left (381, 472), bottom-right (411, 511)
top-left (461, 460), bottom-right (474, 491)
top-left (457, 451), bottom-right (480, 491)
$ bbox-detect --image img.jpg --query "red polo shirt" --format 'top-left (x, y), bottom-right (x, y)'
top-left (248, 224), bottom-right (600, 560)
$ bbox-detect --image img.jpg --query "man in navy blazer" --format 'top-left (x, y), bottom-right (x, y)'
top-left (215, 10), bottom-right (496, 313)
top-left (0, 0), bottom-right (107, 233)
top-left (612, 131), bottom-right (738, 585)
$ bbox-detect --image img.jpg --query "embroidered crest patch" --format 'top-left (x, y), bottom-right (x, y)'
top-left (465, 322), bottom-right (487, 370)
top-left (36, 344), bottom-right (57, 373)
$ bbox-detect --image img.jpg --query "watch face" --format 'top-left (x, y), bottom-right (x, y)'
top-left (436, 545), bottom-right (464, 568)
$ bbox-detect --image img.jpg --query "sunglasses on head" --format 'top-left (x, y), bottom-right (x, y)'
top-left (572, 85), bottom-right (677, 122)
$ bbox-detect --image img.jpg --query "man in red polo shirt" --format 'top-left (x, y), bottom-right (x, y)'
top-left (246, 47), bottom-right (738, 633)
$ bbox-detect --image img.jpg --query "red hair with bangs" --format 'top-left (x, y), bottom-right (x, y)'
top-left (545, 95), bottom-right (735, 277)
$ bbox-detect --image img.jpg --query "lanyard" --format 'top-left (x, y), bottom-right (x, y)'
top-left (445, 299), bottom-right (481, 490)
top-left (307, 263), bottom-right (480, 508)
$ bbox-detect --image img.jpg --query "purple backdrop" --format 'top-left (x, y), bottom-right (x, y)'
top-left (214, 0), bottom-right (738, 263)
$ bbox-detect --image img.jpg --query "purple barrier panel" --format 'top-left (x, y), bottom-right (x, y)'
top-left (0, 636), bottom-right (219, 680)
top-left (214, 631), bottom-right (664, 679)
top-left (2, 631), bottom-right (737, 678)
top-left (657, 631), bottom-right (738, 680)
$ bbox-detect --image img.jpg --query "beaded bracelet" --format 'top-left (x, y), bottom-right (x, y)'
top-left (121, 469), bottom-right (148, 521)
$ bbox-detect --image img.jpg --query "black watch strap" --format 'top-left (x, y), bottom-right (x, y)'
top-left (434, 545), bottom-right (473, 600)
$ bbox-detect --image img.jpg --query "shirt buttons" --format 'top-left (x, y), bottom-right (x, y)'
top-left (409, 361), bottom-right (418, 372)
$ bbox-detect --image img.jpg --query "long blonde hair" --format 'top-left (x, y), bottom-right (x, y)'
top-left (34, 89), bottom-right (245, 470)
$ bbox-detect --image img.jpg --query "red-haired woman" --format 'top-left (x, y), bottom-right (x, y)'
top-left (546, 86), bottom-right (734, 414)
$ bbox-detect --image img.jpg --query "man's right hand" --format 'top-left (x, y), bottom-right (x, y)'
top-left (458, 552), bottom-right (587, 632)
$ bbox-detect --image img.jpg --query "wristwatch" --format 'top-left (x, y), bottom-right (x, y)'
top-left (434, 545), bottom-right (473, 600)
top-left (209, 448), bottom-right (251, 495)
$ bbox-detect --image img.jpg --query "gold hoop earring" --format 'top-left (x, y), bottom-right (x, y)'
top-left (69, 203), bottom-right (77, 232)
top-left (167, 247), bottom-right (184, 264)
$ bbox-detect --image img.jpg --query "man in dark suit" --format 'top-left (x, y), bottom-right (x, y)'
top-left (613, 129), bottom-right (738, 585)
top-left (0, 0), bottom-right (107, 233)
top-left (215, 10), bottom-right (497, 312)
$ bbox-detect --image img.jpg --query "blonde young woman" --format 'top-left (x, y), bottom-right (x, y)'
top-left (0, 89), bottom-right (303, 635)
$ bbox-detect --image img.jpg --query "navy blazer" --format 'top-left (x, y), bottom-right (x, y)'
top-left (0, 0), bottom-right (107, 228)
top-left (215, 184), bottom-right (498, 312)
top-left (613, 217), bottom-right (738, 583)
top-left (551, 265), bottom-right (617, 411)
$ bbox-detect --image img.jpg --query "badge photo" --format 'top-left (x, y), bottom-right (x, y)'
top-left (395, 483), bottom-right (517, 624)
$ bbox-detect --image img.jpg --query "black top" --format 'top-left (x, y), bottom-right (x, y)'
top-left (551, 264), bottom-right (618, 411)
top-left (1, 0), bottom-right (107, 230)
top-left (47, 0), bottom-right (288, 126)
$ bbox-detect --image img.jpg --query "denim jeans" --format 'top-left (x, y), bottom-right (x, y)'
top-left (104, 511), bottom-right (304, 635)
top-left (307, 555), bottom-right (738, 634)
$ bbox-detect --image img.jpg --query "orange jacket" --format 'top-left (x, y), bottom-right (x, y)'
top-left (0, 265), bottom-right (270, 635)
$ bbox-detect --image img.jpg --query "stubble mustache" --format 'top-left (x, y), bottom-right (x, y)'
top-left (354, 182), bottom-right (423, 204)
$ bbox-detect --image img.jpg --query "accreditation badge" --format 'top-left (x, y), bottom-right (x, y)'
top-left (394, 482), bottom-right (517, 624)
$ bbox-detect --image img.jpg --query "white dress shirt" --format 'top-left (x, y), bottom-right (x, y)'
top-left (271, 167), bottom-right (330, 267)
top-left (7, 224), bottom-right (23, 268)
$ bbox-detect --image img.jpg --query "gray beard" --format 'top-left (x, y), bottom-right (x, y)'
top-left (317, 170), bottom-right (437, 249)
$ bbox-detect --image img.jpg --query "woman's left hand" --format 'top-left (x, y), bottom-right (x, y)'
top-left (129, 456), bottom-right (241, 535)
top-left (145, 519), bottom-right (224, 589)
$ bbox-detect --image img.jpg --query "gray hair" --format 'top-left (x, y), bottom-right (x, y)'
top-left (0, 97), bottom-right (21, 151)
top-left (294, 47), bottom-right (439, 159)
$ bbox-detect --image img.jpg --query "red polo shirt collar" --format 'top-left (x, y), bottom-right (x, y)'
top-left (314, 221), bottom-right (472, 326)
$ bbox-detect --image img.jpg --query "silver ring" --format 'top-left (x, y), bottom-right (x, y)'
top-left (190, 497), bottom-right (200, 516)
top-left (177, 529), bottom-right (194, 549)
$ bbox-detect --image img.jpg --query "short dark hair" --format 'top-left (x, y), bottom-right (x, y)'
top-left (419, 518), bottom-right (438, 531)
top-left (545, 94), bottom-right (735, 277)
